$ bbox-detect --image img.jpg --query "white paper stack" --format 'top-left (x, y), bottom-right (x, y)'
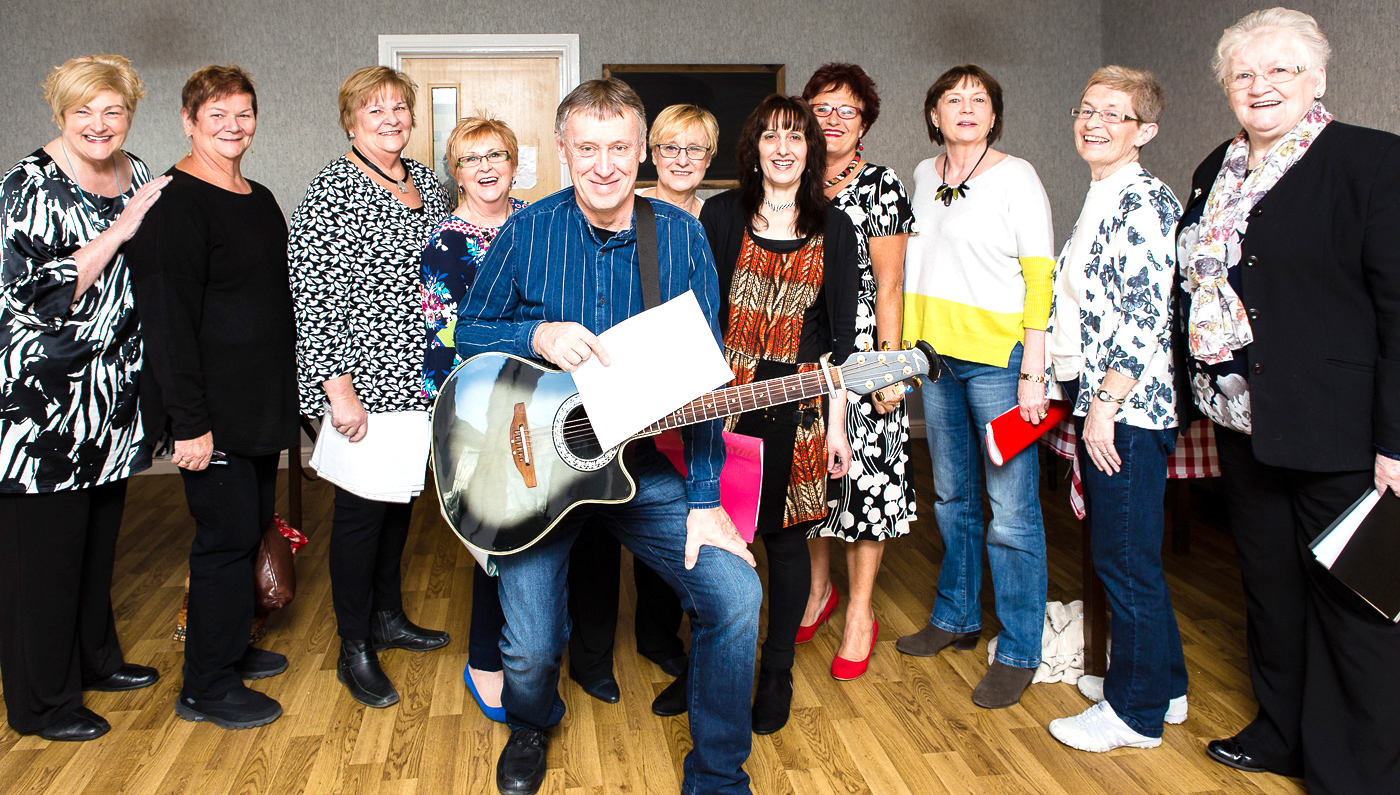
top-left (308, 409), bottom-right (430, 503)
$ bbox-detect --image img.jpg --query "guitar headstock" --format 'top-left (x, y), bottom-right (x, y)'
top-left (837, 341), bottom-right (941, 396)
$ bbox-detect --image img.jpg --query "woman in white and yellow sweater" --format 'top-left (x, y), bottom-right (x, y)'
top-left (896, 64), bottom-right (1054, 710)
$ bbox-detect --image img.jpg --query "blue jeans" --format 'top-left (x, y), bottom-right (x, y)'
top-left (921, 345), bottom-right (1046, 667)
top-left (494, 446), bottom-right (762, 795)
top-left (1074, 409), bottom-right (1187, 737)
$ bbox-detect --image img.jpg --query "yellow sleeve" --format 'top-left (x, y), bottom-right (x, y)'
top-left (1020, 255), bottom-right (1055, 331)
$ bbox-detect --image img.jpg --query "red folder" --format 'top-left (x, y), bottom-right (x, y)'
top-left (985, 400), bottom-right (1073, 466)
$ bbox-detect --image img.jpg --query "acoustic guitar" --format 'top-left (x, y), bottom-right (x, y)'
top-left (430, 343), bottom-right (938, 555)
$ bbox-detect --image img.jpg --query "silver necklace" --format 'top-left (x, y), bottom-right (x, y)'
top-left (59, 143), bottom-right (126, 228)
top-left (762, 196), bottom-right (796, 212)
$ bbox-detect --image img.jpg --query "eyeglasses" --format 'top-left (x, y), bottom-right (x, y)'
top-left (456, 150), bottom-right (510, 167)
top-left (655, 144), bottom-right (710, 160)
top-left (811, 104), bottom-right (862, 120)
top-left (1070, 107), bottom-right (1141, 124)
top-left (1225, 65), bottom-right (1307, 91)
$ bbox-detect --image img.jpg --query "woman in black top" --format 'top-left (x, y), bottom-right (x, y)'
top-left (0, 53), bottom-right (169, 743)
top-left (128, 65), bottom-right (296, 731)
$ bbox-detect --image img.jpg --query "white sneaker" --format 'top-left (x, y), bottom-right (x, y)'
top-left (1049, 701), bottom-right (1163, 753)
top-left (1076, 674), bottom-right (1188, 725)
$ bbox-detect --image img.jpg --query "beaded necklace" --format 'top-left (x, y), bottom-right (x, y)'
top-left (934, 143), bottom-right (989, 206)
top-left (59, 143), bottom-right (127, 230)
top-left (823, 154), bottom-right (862, 188)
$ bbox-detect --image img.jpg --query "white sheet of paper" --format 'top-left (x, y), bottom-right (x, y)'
top-left (308, 409), bottom-right (430, 503)
top-left (1312, 489), bottom-right (1379, 567)
top-left (572, 290), bottom-right (734, 450)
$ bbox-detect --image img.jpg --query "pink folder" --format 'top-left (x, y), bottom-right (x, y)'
top-left (654, 430), bottom-right (763, 542)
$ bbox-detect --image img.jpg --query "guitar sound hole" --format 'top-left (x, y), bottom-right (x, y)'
top-left (562, 406), bottom-right (605, 460)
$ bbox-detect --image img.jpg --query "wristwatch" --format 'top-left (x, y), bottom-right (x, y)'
top-left (1094, 388), bottom-right (1126, 404)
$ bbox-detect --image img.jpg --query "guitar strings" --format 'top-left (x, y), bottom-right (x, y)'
top-left (515, 358), bottom-right (925, 445)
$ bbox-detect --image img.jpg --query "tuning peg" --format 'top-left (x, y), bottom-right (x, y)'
top-left (912, 376), bottom-right (923, 387)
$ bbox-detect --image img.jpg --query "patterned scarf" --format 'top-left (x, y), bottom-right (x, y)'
top-left (1183, 101), bottom-right (1333, 363)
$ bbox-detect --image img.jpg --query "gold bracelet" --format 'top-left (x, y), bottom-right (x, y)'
top-left (1018, 373), bottom-right (1049, 384)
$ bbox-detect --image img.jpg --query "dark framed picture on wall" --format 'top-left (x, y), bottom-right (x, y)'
top-left (602, 63), bottom-right (785, 188)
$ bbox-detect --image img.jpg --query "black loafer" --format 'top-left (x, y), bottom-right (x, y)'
top-left (575, 675), bottom-right (621, 704)
top-left (85, 663), bottom-right (159, 692)
top-left (1206, 737), bottom-right (1268, 773)
top-left (370, 609), bottom-right (450, 653)
top-left (497, 726), bottom-right (550, 795)
top-left (651, 671), bottom-right (688, 717)
top-left (644, 652), bottom-right (688, 678)
top-left (32, 707), bottom-right (110, 741)
top-left (337, 638), bottom-right (399, 708)
top-left (235, 646), bottom-right (289, 680)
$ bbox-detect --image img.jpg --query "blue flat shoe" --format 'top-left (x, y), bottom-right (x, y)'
top-left (464, 665), bottom-right (507, 723)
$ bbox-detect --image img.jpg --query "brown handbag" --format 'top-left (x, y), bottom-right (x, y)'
top-left (254, 519), bottom-right (297, 612)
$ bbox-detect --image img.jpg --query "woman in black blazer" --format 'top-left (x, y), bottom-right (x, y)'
top-left (1175, 9), bottom-right (1400, 794)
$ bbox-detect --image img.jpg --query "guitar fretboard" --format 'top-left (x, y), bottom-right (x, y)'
top-left (640, 366), bottom-right (845, 435)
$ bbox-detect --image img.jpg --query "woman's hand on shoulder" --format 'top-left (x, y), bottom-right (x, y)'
top-left (108, 175), bottom-right (172, 243)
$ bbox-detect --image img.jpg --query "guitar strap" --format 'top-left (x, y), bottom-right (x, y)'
top-left (634, 197), bottom-right (661, 311)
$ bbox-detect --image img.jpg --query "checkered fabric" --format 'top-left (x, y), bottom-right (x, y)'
top-left (1042, 420), bottom-right (1220, 519)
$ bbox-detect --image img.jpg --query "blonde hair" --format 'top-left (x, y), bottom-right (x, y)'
top-left (1083, 65), bottom-right (1165, 124)
top-left (446, 116), bottom-right (520, 169)
top-left (42, 53), bottom-right (145, 127)
top-left (337, 66), bottom-right (417, 139)
top-left (648, 104), bottom-right (719, 155)
top-left (1214, 7), bottom-right (1331, 88)
top-left (554, 77), bottom-right (647, 143)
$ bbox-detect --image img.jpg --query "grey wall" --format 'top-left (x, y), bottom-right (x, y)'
top-left (0, 0), bottom-right (1102, 238)
top-left (1103, 0), bottom-right (1400, 201)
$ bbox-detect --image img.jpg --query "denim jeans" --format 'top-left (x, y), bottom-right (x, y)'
top-left (494, 446), bottom-right (762, 795)
top-left (921, 344), bottom-right (1046, 667)
top-left (1073, 404), bottom-right (1187, 737)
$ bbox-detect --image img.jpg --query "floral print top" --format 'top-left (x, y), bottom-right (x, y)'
top-left (420, 198), bottom-right (526, 398)
top-left (1046, 165), bottom-right (1182, 429)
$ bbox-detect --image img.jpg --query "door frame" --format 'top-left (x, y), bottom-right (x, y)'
top-left (378, 34), bottom-right (580, 187)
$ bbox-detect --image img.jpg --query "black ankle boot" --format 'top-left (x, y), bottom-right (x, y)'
top-left (370, 609), bottom-right (450, 652)
top-left (337, 638), bottom-right (399, 708)
top-left (751, 666), bottom-right (793, 735)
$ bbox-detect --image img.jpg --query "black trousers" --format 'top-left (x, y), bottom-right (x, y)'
top-left (329, 487), bottom-right (413, 640)
top-left (0, 481), bottom-right (128, 733)
top-left (180, 453), bottom-right (278, 698)
top-left (1215, 427), bottom-right (1400, 793)
top-left (756, 529), bottom-right (810, 672)
top-left (567, 517), bottom-right (685, 681)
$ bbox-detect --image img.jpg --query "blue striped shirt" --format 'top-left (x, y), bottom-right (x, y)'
top-left (455, 188), bottom-right (725, 508)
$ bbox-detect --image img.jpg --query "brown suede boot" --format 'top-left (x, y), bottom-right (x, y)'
top-left (894, 624), bottom-right (980, 657)
top-left (972, 661), bottom-right (1036, 709)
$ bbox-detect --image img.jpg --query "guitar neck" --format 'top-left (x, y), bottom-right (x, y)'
top-left (640, 365), bottom-right (845, 435)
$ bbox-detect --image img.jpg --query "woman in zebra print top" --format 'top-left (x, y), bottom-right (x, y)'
top-left (0, 54), bottom-right (170, 742)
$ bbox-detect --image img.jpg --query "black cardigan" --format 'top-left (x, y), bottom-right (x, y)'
top-left (698, 189), bottom-right (861, 364)
top-left (1174, 122), bottom-right (1400, 471)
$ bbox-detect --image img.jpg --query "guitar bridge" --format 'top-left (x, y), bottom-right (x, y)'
top-left (510, 402), bottom-right (537, 488)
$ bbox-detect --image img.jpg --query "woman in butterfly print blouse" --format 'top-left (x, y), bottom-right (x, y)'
top-left (419, 116), bottom-right (525, 722)
top-left (288, 66), bottom-right (450, 710)
top-left (0, 54), bottom-right (170, 741)
top-left (798, 63), bottom-right (918, 683)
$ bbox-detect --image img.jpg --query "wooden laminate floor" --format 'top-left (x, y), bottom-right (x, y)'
top-left (0, 446), bottom-right (1305, 795)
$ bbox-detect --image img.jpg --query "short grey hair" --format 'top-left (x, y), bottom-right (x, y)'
top-left (554, 77), bottom-right (647, 143)
top-left (1213, 7), bottom-right (1331, 88)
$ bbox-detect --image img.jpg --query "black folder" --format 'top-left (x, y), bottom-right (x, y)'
top-left (1316, 491), bottom-right (1400, 621)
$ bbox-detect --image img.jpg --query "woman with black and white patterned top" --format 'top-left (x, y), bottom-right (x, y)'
top-left (0, 53), bottom-right (171, 742)
top-left (288, 65), bottom-right (450, 709)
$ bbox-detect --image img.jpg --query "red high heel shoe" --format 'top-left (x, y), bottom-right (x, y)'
top-left (831, 620), bottom-right (879, 681)
top-left (795, 586), bottom-right (839, 644)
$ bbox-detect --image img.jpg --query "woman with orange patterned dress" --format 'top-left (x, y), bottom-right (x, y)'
top-left (697, 93), bottom-right (859, 735)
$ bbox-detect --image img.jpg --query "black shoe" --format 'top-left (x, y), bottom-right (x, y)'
top-left (643, 651), bottom-right (688, 678)
top-left (235, 647), bottom-right (288, 680)
top-left (497, 726), bottom-right (550, 795)
top-left (370, 609), bottom-right (450, 652)
top-left (31, 707), bottom-right (110, 741)
top-left (337, 638), bottom-right (399, 708)
top-left (175, 685), bottom-right (281, 729)
top-left (573, 675), bottom-right (621, 704)
top-left (84, 663), bottom-right (159, 692)
top-left (651, 670), bottom-right (688, 717)
top-left (751, 666), bottom-right (793, 735)
top-left (1206, 737), bottom-right (1268, 773)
